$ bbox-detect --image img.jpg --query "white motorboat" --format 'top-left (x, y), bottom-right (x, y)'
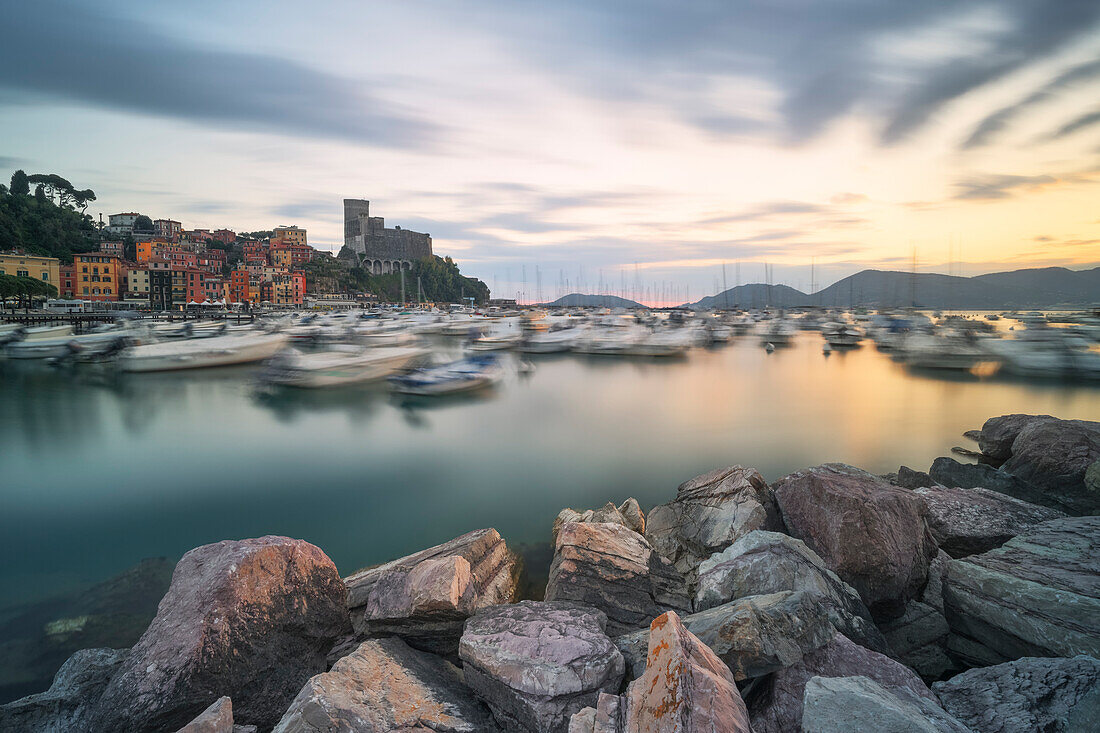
top-left (519, 326), bottom-right (582, 353)
top-left (759, 320), bottom-right (796, 346)
top-left (986, 337), bottom-right (1100, 380)
top-left (822, 322), bottom-right (863, 347)
top-left (4, 327), bottom-right (134, 360)
top-left (468, 322), bottom-right (523, 351)
top-left (118, 332), bottom-right (289, 372)
top-left (572, 322), bottom-right (646, 355)
top-left (0, 323), bottom-right (26, 345)
top-left (389, 354), bottom-right (503, 395)
top-left (260, 345), bottom-right (427, 388)
top-left (350, 322), bottom-right (419, 347)
top-left (900, 334), bottom-right (991, 371)
top-left (628, 327), bottom-right (694, 356)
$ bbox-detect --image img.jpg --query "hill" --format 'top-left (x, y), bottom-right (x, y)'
top-left (304, 254), bottom-right (490, 303)
top-left (0, 170), bottom-right (100, 262)
top-left (689, 266), bottom-right (1100, 309)
top-left (544, 293), bottom-right (644, 308)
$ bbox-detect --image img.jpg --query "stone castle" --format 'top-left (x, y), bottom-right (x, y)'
top-left (343, 199), bottom-right (432, 275)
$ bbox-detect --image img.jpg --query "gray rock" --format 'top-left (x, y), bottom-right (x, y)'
top-left (933, 655), bottom-right (1100, 733)
top-left (1001, 418), bottom-right (1100, 515)
top-left (644, 465), bottom-right (779, 575)
top-left (1086, 460), bottom-right (1100, 495)
top-left (877, 550), bottom-right (954, 681)
top-left (545, 521), bottom-right (691, 636)
top-left (273, 637), bottom-right (495, 733)
top-left (942, 516), bottom-right (1100, 666)
top-left (914, 484), bottom-right (1065, 557)
top-left (90, 536), bottom-right (351, 733)
top-left (773, 463), bottom-right (938, 621)
top-left (459, 601), bottom-right (625, 733)
top-left (695, 530), bottom-right (890, 654)
top-left (553, 499), bottom-right (645, 543)
top-left (344, 528), bottom-right (518, 658)
top-left (747, 633), bottom-right (936, 733)
top-left (615, 591), bottom-right (835, 681)
top-left (176, 696), bottom-right (233, 733)
top-left (0, 648), bottom-right (126, 733)
top-left (802, 676), bottom-right (970, 733)
top-left (977, 413), bottom-right (1056, 463)
top-left (929, 457), bottom-right (1058, 513)
top-left (567, 693), bottom-right (621, 733)
top-left (896, 466), bottom-right (938, 489)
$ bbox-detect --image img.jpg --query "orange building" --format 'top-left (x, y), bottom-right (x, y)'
top-left (229, 268), bottom-right (249, 303)
top-left (272, 226), bottom-right (307, 246)
top-left (73, 253), bottom-right (122, 300)
top-left (273, 272), bottom-right (306, 306)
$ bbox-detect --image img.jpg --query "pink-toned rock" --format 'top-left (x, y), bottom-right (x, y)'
top-left (774, 463), bottom-right (938, 620)
top-left (90, 536), bottom-right (351, 733)
top-left (344, 528), bottom-right (517, 657)
top-left (175, 696), bottom-right (233, 733)
top-left (545, 522), bottom-right (691, 636)
top-left (571, 612), bottom-right (752, 732)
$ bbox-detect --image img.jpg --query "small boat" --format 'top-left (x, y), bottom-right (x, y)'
top-left (4, 328), bottom-right (134, 360)
top-left (119, 332), bottom-right (289, 372)
top-left (0, 323), bottom-right (26, 345)
top-left (764, 342), bottom-right (775, 353)
top-left (260, 345), bottom-right (427, 388)
top-left (759, 320), bottom-right (796, 346)
top-left (468, 322), bottom-right (523, 351)
top-left (900, 334), bottom-right (991, 371)
top-left (822, 322), bottom-right (863, 347)
top-left (572, 323), bottom-right (646, 355)
top-left (628, 328), bottom-right (694, 357)
top-left (389, 354), bottom-right (503, 395)
top-left (519, 326), bottom-right (582, 353)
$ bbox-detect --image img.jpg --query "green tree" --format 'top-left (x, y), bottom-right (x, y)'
top-left (134, 214), bottom-right (153, 231)
top-left (10, 169), bottom-right (29, 196)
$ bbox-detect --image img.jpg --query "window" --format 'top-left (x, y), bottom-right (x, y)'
top-left (82, 266), bottom-right (88, 273)
top-left (17, 269), bottom-right (29, 277)
top-left (83, 287), bottom-right (89, 294)
top-left (41, 272), bottom-right (49, 281)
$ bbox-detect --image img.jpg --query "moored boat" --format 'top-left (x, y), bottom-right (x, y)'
top-left (260, 345), bottom-right (427, 388)
top-left (388, 354), bottom-right (503, 395)
top-left (118, 332), bottom-right (289, 372)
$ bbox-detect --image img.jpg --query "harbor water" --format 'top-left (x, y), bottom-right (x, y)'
top-left (1, 327), bottom-right (1098, 700)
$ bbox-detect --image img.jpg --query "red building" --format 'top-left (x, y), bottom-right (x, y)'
top-left (229, 269), bottom-right (249, 304)
top-left (184, 269), bottom-right (207, 303)
top-left (211, 229), bottom-right (236, 244)
top-left (59, 264), bottom-right (75, 298)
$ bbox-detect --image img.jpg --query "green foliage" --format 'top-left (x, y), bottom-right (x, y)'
top-left (0, 273), bottom-right (58, 307)
top-left (133, 215), bottom-right (153, 231)
top-left (301, 254), bottom-right (489, 303)
top-left (9, 170), bottom-right (29, 196)
top-left (1, 178), bottom-right (99, 262)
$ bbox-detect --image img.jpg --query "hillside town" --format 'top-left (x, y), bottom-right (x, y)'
top-left (1, 214), bottom-right (318, 309)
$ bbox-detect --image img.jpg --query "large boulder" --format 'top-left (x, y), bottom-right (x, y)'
top-left (928, 456), bottom-right (1046, 504)
top-left (913, 484), bottom-right (1065, 557)
top-left (1001, 418), bottom-right (1100, 515)
top-left (553, 499), bottom-right (645, 542)
top-left (942, 516), bottom-right (1100, 666)
top-left (458, 601), bottom-right (624, 733)
top-left (0, 648), bottom-right (126, 733)
top-left (747, 632), bottom-right (936, 733)
top-left (344, 528), bottom-right (518, 658)
top-left (977, 414), bottom-right (1055, 463)
top-left (772, 464), bottom-right (938, 621)
top-left (876, 551), bottom-right (954, 681)
top-left (544, 522), bottom-right (691, 636)
top-left (695, 530), bottom-right (890, 654)
top-left (90, 536), bottom-right (351, 732)
top-left (933, 655), bottom-right (1100, 733)
top-left (644, 465), bottom-right (779, 574)
top-left (176, 696), bottom-right (233, 733)
top-left (615, 590), bottom-right (835, 680)
top-left (571, 611), bottom-right (752, 733)
top-left (273, 637), bottom-right (495, 733)
top-left (802, 675), bottom-right (970, 733)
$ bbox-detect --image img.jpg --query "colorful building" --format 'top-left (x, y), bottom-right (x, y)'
top-left (272, 226), bottom-right (307, 246)
top-left (0, 252), bottom-right (61, 293)
top-left (229, 269), bottom-right (249, 304)
top-left (99, 241), bottom-right (124, 256)
top-left (211, 229), bottom-right (236, 244)
top-left (126, 268), bottom-right (150, 298)
top-left (59, 264), bottom-right (75, 298)
top-left (154, 219), bottom-right (181, 240)
top-left (73, 253), bottom-right (122, 300)
top-left (273, 272), bottom-right (306, 306)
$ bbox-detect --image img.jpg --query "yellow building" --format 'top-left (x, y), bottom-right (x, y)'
top-left (73, 253), bottom-right (122, 301)
top-left (271, 248), bottom-right (293, 268)
top-left (272, 226), bottom-right (307, 246)
top-left (0, 252), bottom-right (61, 292)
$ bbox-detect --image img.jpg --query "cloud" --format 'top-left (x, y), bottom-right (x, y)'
top-left (0, 1), bottom-right (440, 149)
top-left (1046, 107), bottom-right (1100, 140)
top-left (952, 173), bottom-right (1058, 200)
top-left (702, 201), bottom-right (827, 225)
top-left (961, 59), bottom-right (1100, 149)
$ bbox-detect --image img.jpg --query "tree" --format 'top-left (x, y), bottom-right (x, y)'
top-left (134, 214), bottom-right (153, 232)
top-left (10, 170), bottom-right (29, 196)
top-left (34, 185), bottom-right (47, 204)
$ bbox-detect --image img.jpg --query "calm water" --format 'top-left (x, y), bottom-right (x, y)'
top-left (2, 330), bottom-right (1099, 697)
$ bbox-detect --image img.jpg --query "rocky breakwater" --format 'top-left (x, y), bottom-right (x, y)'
top-left (5, 424), bottom-right (1099, 732)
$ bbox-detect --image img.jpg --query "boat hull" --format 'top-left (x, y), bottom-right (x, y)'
top-left (119, 333), bottom-right (289, 372)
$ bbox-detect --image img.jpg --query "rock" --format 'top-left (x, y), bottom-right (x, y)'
top-left (896, 466), bottom-right (937, 489)
top-left (941, 516), bottom-right (1100, 666)
top-left (933, 655), bottom-right (1100, 733)
top-left (615, 590), bottom-right (835, 680)
top-left (747, 632), bottom-right (936, 733)
top-left (344, 528), bottom-right (517, 658)
top-left (90, 536), bottom-right (351, 733)
top-left (802, 675), bottom-right (970, 733)
top-left (1087, 460), bottom-right (1100, 495)
top-left (877, 550), bottom-right (954, 681)
top-left (929, 457), bottom-right (1057, 512)
top-left (458, 600), bottom-right (624, 733)
top-left (773, 463), bottom-right (938, 620)
top-left (695, 530), bottom-right (890, 654)
top-left (644, 465), bottom-right (779, 574)
top-left (544, 522), bottom-right (690, 636)
top-left (914, 484), bottom-right (1065, 557)
top-left (0, 648), bottom-right (126, 733)
top-left (176, 696), bottom-right (233, 733)
top-left (553, 499), bottom-right (645, 543)
top-left (1001, 418), bottom-right (1100, 515)
top-left (567, 693), bottom-right (621, 733)
top-left (273, 637), bottom-right (495, 733)
top-left (977, 413), bottom-right (1055, 463)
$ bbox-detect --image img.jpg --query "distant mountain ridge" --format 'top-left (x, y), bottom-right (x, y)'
top-left (544, 293), bottom-right (644, 308)
top-left (690, 266), bottom-right (1100, 309)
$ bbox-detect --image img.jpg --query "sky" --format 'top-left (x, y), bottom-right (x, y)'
top-left (2, 0), bottom-right (1099, 304)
